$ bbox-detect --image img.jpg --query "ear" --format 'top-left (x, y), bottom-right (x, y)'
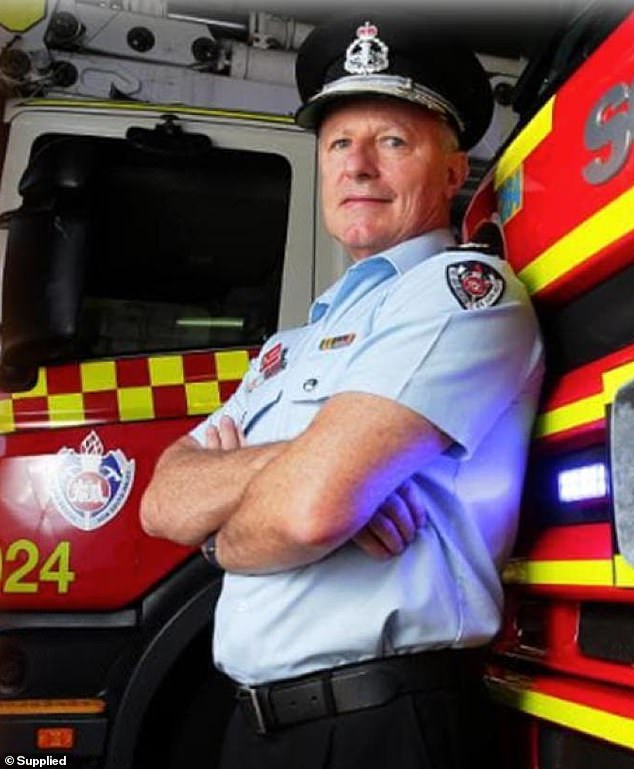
top-left (445, 151), bottom-right (469, 201)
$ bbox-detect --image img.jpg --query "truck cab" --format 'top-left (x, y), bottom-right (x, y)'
top-left (0, 96), bottom-right (342, 767)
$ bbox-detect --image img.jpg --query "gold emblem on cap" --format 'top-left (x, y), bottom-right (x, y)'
top-left (344, 21), bottom-right (389, 76)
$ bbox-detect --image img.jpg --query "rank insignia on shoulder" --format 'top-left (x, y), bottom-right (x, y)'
top-left (445, 242), bottom-right (501, 257)
top-left (446, 261), bottom-right (505, 310)
top-left (319, 333), bottom-right (356, 351)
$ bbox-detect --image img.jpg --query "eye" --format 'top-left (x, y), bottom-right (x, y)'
top-left (327, 137), bottom-right (351, 151)
top-left (380, 135), bottom-right (406, 148)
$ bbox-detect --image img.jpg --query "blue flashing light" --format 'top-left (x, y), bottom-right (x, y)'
top-left (557, 463), bottom-right (608, 504)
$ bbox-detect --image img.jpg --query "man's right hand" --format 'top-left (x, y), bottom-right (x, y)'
top-left (140, 416), bottom-right (283, 546)
top-left (206, 415), bottom-right (246, 451)
top-left (353, 477), bottom-right (427, 560)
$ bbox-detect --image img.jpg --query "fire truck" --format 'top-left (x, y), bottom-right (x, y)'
top-left (463, 2), bottom-right (634, 766)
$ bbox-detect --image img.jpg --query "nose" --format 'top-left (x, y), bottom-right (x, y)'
top-left (343, 141), bottom-right (378, 180)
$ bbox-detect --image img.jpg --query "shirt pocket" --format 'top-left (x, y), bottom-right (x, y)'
top-left (243, 381), bottom-right (283, 437)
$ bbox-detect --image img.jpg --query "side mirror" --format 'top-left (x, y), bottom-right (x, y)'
top-left (1, 137), bottom-right (96, 371)
top-left (0, 361), bottom-right (38, 393)
top-left (1, 208), bottom-right (88, 368)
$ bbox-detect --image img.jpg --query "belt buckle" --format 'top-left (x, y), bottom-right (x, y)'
top-left (237, 685), bottom-right (268, 735)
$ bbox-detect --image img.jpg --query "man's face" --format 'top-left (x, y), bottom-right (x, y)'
top-left (318, 99), bottom-right (469, 261)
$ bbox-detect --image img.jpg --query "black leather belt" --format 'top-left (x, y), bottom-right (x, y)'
top-left (234, 648), bottom-right (485, 734)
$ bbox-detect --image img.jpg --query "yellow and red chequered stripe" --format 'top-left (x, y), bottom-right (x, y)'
top-left (0, 348), bottom-right (258, 434)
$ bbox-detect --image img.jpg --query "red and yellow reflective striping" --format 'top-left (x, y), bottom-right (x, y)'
top-left (0, 349), bottom-right (256, 434)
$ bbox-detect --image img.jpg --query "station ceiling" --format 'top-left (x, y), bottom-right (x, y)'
top-left (174, 0), bottom-right (575, 61)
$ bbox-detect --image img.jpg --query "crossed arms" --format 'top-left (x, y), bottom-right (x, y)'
top-left (140, 390), bottom-right (450, 574)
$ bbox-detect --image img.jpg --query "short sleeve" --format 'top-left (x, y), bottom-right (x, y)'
top-left (336, 254), bottom-right (542, 457)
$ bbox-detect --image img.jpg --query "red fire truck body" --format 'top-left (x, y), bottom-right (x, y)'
top-left (0, 350), bottom-right (260, 611)
top-left (464, 4), bottom-right (634, 765)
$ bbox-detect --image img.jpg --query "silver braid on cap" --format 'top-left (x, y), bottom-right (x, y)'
top-left (314, 74), bottom-right (465, 134)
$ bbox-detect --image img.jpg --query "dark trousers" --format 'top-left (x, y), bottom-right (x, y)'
top-left (219, 679), bottom-right (497, 769)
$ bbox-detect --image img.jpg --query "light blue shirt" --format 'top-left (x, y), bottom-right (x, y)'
top-left (191, 229), bottom-right (544, 685)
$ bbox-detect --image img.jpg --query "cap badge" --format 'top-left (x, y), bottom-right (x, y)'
top-left (344, 21), bottom-right (389, 76)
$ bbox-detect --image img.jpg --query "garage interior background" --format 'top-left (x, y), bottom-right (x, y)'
top-left (0, 0), bottom-right (590, 222)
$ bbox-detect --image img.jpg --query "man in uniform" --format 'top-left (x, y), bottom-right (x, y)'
top-left (141, 13), bottom-right (544, 769)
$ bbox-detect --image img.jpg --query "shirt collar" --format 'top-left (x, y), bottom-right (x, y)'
top-left (376, 228), bottom-right (457, 275)
top-left (309, 229), bottom-right (456, 322)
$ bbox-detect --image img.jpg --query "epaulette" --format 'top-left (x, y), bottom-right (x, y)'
top-left (444, 241), bottom-right (502, 257)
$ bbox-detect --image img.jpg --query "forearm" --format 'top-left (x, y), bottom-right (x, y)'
top-left (215, 393), bottom-right (448, 574)
top-left (215, 475), bottom-right (350, 574)
top-left (215, 434), bottom-right (378, 573)
top-left (140, 437), bottom-right (286, 546)
top-left (215, 476), bottom-right (428, 573)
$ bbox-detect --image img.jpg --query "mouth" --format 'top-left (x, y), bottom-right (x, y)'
top-left (340, 196), bottom-right (392, 207)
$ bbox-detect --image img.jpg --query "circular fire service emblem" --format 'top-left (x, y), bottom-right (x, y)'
top-left (446, 260), bottom-right (505, 310)
top-left (50, 431), bottom-right (135, 531)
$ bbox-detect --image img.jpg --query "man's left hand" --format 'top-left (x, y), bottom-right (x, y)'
top-left (353, 477), bottom-right (427, 559)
